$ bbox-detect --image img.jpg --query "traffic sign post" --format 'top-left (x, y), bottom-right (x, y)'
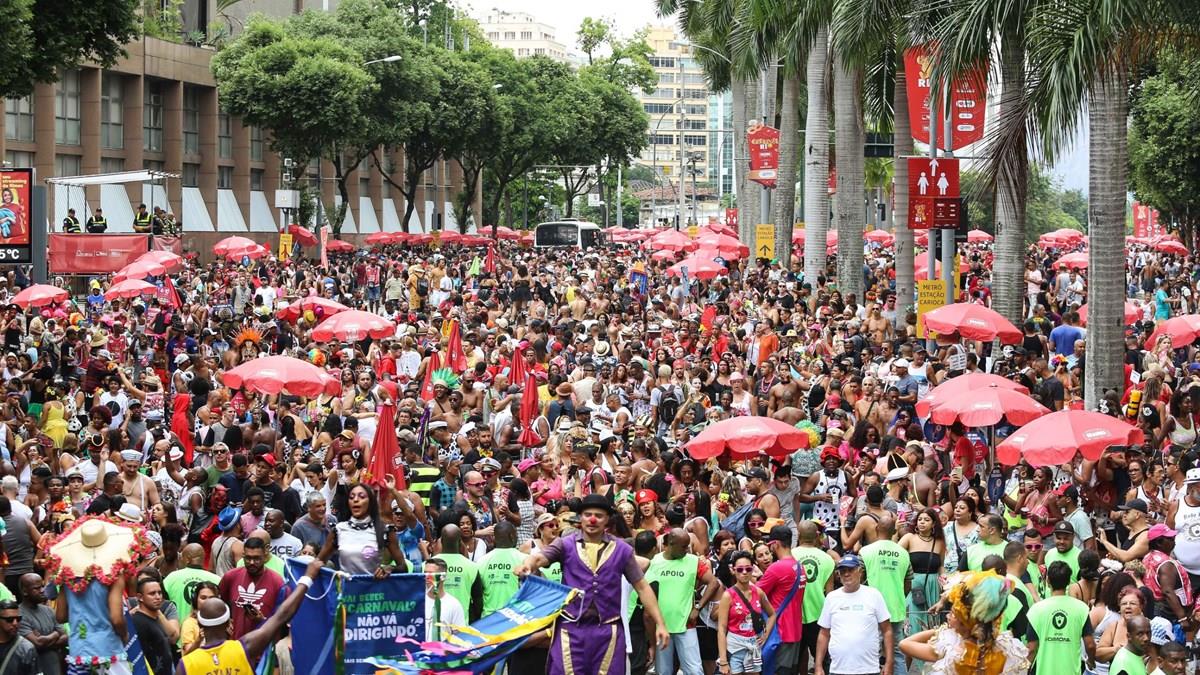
top-left (755, 224), bottom-right (776, 260)
top-left (907, 156), bottom-right (961, 229)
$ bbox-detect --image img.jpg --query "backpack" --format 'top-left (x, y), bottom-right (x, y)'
top-left (655, 385), bottom-right (681, 426)
top-left (720, 499), bottom-right (757, 541)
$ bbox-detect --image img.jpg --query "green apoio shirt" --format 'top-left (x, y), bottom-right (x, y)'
top-left (1110, 647), bottom-right (1148, 675)
top-left (163, 566), bottom-right (221, 623)
top-left (1044, 546), bottom-right (1081, 581)
top-left (860, 539), bottom-right (911, 621)
top-left (438, 552), bottom-right (480, 617)
top-left (1027, 594), bottom-right (1091, 674)
top-left (1026, 561), bottom-right (1044, 599)
top-left (479, 547), bottom-right (524, 614)
top-left (791, 545), bottom-right (834, 623)
top-left (965, 540), bottom-right (1007, 571)
top-left (646, 553), bottom-right (699, 634)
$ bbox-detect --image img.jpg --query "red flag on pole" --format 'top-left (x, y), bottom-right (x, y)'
top-left (509, 341), bottom-right (527, 388)
top-left (419, 351), bottom-right (442, 402)
top-left (485, 245), bottom-right (496, 274)
top-left (446, 319), bottom-right (468, 373)
top-left (171, 392), bottom-right (194, 464)
top-left (518, 372), bottom-right (541, 447)
top-left (160, 275), bottom-right (182, 308)
top-left (365, 403), bottom-right (406, 490)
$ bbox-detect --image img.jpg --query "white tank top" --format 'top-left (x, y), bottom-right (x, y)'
top-left (1173, 497), bottom-right (1200, 574)
top-left (813, 470), bottom-right (847, 532)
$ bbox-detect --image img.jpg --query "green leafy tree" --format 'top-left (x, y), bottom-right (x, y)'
top-left (960, 163), bottom-right (1082, 243)
top-left (1130, 51), bottom-right (1200, 247)
top-left (0, 0), bottom-right (139, 98)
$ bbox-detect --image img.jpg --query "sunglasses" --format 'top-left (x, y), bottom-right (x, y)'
top-left (0, 616), bottom-right (18, 623)
top-left (1025, 543), bottom-right (1043, 551)
top-left (466, 481), bottom-right (486, 488)
top-left (733, 566), bottom-right (754, 573)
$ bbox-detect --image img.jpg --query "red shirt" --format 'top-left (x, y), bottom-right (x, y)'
top-left (756, 557), bottom-right (805, 643)
top-left (218, 567), bottom-right (286, 639)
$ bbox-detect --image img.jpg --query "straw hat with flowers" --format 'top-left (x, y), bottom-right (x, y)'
top-left (41, 515), bottom-right (154, 593)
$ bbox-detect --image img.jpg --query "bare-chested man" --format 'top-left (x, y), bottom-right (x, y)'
top-left (768, 366), bottom-right (804, 417)
top-left (864, 303), bottom-right (893, 344)
top-left (119, 448), bottom-right (160, 513)
top-left (461, 371), bottom-right (484, 416)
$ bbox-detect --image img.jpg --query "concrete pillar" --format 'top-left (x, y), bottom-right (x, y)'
top-left (346, 152), bottom-right (362, 226)
top-left (319, 158), bottom-right (335, 230)
top-left (198, 86), bottom-right (218, 228)
top-left (231, 115), bottom-right (250, 225)
top-left (264, 143), bottom-right (281, 230)
top-left (33, 82), bottom-right (55, 219)
top-left (122, 74), bottom-right (144, 172)
top-left (162, 80), bottom-right (183, 211)
top-left (368, 148), bottom-right (383, 226)
top-left (80, 68), bottom-right (102, 208)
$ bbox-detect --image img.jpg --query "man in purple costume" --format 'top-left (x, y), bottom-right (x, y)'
top-left (517, 494), bottom-right (669, 675)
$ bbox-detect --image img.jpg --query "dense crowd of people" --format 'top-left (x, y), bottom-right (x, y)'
top-left (0, 226), bottom-right (1190, 675)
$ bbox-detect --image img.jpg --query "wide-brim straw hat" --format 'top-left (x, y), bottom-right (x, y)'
top-left (46, 517), bottom-right (149, 579)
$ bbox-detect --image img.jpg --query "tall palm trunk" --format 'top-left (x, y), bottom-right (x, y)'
top-left (893, 52), bottom-right (915, 322)
top-left (1085, 67), bottom-right (1128, 408)
top-left (834, 56), bottom-right (865, 300)
top-left (803, 26), bottom-right (831, 286)
top-left (740, 75), bottom-right (761, 239)
top-left (732, 75), bottom-right (752, 241)
top-left (774, 74), bottom-right (801, 262)
top-left (992, 26), bottom-right (1028, 327)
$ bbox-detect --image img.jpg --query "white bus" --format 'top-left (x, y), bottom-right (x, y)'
top-left (533, 220), bottom-right (603, 249)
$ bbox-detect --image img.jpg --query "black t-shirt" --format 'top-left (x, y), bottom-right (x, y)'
top-left (244, 478), bottom-right (284, 511)
top-left (130, 611), bottom-right (175, 675)
top-left (1040, 377), bottom-right (1066, 407)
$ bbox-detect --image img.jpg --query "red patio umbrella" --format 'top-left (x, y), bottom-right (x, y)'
top-left (221, 355), bottom-right (341, 398)
top-left (437, 231), bottom-right (465, 245)
top-left (921, 303), bottom-right (1022, 344)
top-left (967, 229), bottom-right (993, 243)
top-left (997, 410), bottom-right (1143, 466)
top-left (1146, 314), bottom-right (1200, 349)
top-left (668, 255), bottom-right (727, 280)
top-left (1055, 252), bottom-right (1089, 270)
top-left (136, 250), bottom-right (183, 272)
top-left (287, 224), bottom-right (318, 247)
top-left (648, 229), bottom-right (699, 253)
top-left (651, 249), bottom-right (679, 262)
top-left (104, 279), bottom-right (157, 301)
top-left (364, 232), bottom-right (393, 246)
top-left (1156, 239), bottom-right (1189, 255)
top-left (695, 232), bottom-right (749, 259)
top-left (411, 233), bottom-right (435, 245)
top-left (685, 416), bottom-right (811, 460)
top-left (482, 224), bottom-right (521, 240)
top-left (112, 259), bottom-right (166, 282)
top-left (365, 403), bottom-right (405, 489)
top-left (213, 235), bottom-right (257, 257)
top-left (864, 229), bottom-right (893, 244)
top-left (705, 222), bottom-right (738, 237)
top-left (310, 310), bottom-right (396, 342)
top-left (275, 296), bottom-right (350, 322)
top-left (916, 373), bottom-right (1030, 418)
top-left (326, 239), bottom-right (355, 253)
top-left (12, 284), bottom-right (68, 308)
top-left (928, 384), bottom-right (1050, 427)
top-left (1078, 301), bottom-right (1141, 326)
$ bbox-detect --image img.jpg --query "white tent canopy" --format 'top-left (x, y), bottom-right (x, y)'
top-left (45, 170), bottom-right (180, 187)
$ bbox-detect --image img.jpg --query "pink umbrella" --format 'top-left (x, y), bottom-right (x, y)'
top-left (364, 232), bottom-right (393, 246)
top-left (112, 259), bottom-right (166, 282)
top-left (310, 310), bottom-right (396, 343)
top-left (648, 229), bottom-right (698, 253)
top-left (12, 284), bottom-right (68, 308)
top-left (928, 384), bottom-right (1050, 427)
top-left (1146, 314), bottom-right (1200, 349)
top-left (685, 416), bottom-right (811, 460)
top-left (136, 250), bottom-right (183, 272)
top-left (221, 355), bottom-right (341, 398)
top-left (667, 255), bottom-right (727, 280)
top-left (437, 231), bottom-right (465, 245)
top-left (1055, 252), bottom-right (1090, 270)
top-left (213, 236), bottom-right (257, 256)
top-left (1079, 301), bottom-right (1141, 326)
top-left (326, 239), bottom-right (355, 253)
top-left (864, 229), bottom-right (893, 244)
top-left (1156, 239), bottom-right (1189, 256)
top-left (651, 249), bottom-right (679, 262)
top-left (922, 303), bottom-right (1023, 343)
top-left (967, 229), bottom-right (993, 243)
top-left (915, 231), bottom-right (929, 246)
top-left (917, 373), bottom-right (1030, 418)
top-left (275, 296), bottom-right (350, 322)
top-left (915, 259), bottom-right (967, 281)
top-left (483, 225), bottom-right (522, 240)
top-left (997, 410), bottom-right (1143, 466)
top-left (104, 279), bottom-right (157, 301)
top-left (705, 223), bottom-right (738, 237)
top-left (287, 224), bottom-right (318, 247)
top-left (695, 232), bottom-right (749, 259)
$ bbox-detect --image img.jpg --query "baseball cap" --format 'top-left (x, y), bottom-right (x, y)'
top-left (765, 524), bottom-right (791, 543)
top-left (1052, 521), bottom-right (1075, 535)
top-left (1186, 467), bottom-right (1200, 484)
top-left (836, 554), bottom-right (864, 569)
top-left (1117, 498), bottom-right (1149, 513)
top-left (893, 358), bottom-right (910, 369)
top-left (1054, 483), bottom-right (1079, 500)
top-left (746, 467), bottom-right (771, 482)
top-left (1150, 617), bottom-right (1174, 646)
top-left (1148, 523), bottom-right (1178, 541)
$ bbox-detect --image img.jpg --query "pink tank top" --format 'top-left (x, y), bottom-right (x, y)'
top-left (727, 585), bottom-right (763, 637)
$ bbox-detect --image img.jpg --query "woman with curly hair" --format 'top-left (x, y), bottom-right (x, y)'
top-left (900, 572), bottom-right (1028, 675)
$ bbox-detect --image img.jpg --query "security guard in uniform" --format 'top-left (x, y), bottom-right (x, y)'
top-left (132, 203), bottom-right (152, 233)
top-left (61, 208), bottom-right (81, 233)
top-left (85, 208), bottom-right (107, 233)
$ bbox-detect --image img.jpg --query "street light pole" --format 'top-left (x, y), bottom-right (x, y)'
top-left (616, 163), bottom-right (623, 228)
top-left (678, 54), bottom-right (686, 229)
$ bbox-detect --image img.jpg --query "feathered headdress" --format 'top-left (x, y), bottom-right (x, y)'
top-left (430, 368), bottom-right (460, 391)
top-left (235, 327), bottom-right (262, 347)
top-left (945, 571), bottom-right (1014, 675)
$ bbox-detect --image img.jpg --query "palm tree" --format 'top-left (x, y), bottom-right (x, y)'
top-left (831, 54), bottom-right (866, 299)
top-left (803, 26), bottom-right (832, 287)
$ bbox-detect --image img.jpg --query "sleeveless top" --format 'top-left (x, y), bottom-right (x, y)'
top-left (66, 582), bottom-right (125, 661)
top-left (727, 585), bottom-right (764, 638)
top-left (181, 638), bottom-right (255, 675)
top-left (1169, 414), bottom-right (1198, 447)
top-left (1144, 549), bottom-right (1191, 610)
top-left (1174, 497), bottom-right (1200, 574)
top-left (812, 470), bottom-right (847, 531)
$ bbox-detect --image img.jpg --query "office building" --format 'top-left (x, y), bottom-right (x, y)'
top-left (480, 10), bottom-right (571, 62)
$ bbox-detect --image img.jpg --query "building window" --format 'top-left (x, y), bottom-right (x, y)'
top-left (487, 32), bottom-right (499, 40)
top-left (534, 48), bottom-right (544, 55)
top-left (5, 97), bottom-right (34, 142)
top-left (520, 31), bottom-right (532, 40)
top-left (218, 166), bottom-right (233, 189)
top-left (54, 154), bottom-right (81, 177)
top-left (101, 157), bottom-right (124, 173)
top-left (144, 160), bottom-right (164, 172)
top-left (685, 72), bottom-right (707, 84)
top-left (517, 48), bottom-right (529, 56)
top-left (684, 135), bottom-right (707, 146)
top-left (644, 103), bottom-right (673, 115)
top-left (648, 57), bottom-right (676, 68)
top-left (143, 81), bottom-right (164, 152)
top-left (685, 88), bottom-right (708, 100)
top-left (250, 126), bottom-right (264, 161)
top-left (182, 163), bottom-right (199, 187)
top-left (659, 72), bottom-right (676, 84)
top-left (218, 113), bottom-right (232, 158)
top-left (504, 31), bottom-right (516, 40)
top-left (4, 151), bottom-right (33, 168)
top-left (684, 119), bottom-right (707, 130)
top-left (55, 70), bottom-right (81, 145)
top-left (100, 74), bottom-right (123, 149)
top-left (183, 86), bottom-right (200, 155)
top-left (250, 168), bottom-right (263, 190)
top-left (684, 104), bottom-right (707, 115)
top-left (648, 134), bottom-right (674, 145)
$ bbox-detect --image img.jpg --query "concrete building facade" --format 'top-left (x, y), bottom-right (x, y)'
top-left (479, 10), bottom-right (570, 62)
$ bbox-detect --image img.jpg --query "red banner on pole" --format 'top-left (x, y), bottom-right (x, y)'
top-left (747, 122), bottom-right (781, 188)
top-left (904, 44), bottom-right (987, 149)
top-left (725, 208), bottom-right (739, 229)
top-left (1133, 201), bottom-right (1163, 238)
top-left (150, 235), bottom-right (183, 255)
top-left (319, 225), bottom-right (329, 270)
top-left (48, 234), bottom-right (149, 274)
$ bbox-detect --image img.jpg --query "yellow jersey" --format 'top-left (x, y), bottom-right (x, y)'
top-left (180, 639), bottom-right (254, 675)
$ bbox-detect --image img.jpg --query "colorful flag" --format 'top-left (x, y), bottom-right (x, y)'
top-left (484, 245), bottom-right (496, 274)
top-left (518, 372), bottom-right (540, 448)
top-left (446, 320), bottom-right (468, 373)
top-left (365, 403), bottom-right (405, 490)
top-left (419, 352), bottom-right (442, 402)
top-left (629, 261), bottom-right (648, 296)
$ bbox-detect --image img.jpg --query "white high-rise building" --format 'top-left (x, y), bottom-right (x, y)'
top-left (480, 10), bottom-right (571, 62)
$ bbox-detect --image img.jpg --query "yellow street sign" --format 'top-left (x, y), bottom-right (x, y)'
top-left (917, 279), bottom-right (948, 336)
top-left (278, 233), bottom-right (293, 261)
top-left (687, 225), bottom-right (699, 239)
top-left (755, 223), bottom-right (776, 259)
